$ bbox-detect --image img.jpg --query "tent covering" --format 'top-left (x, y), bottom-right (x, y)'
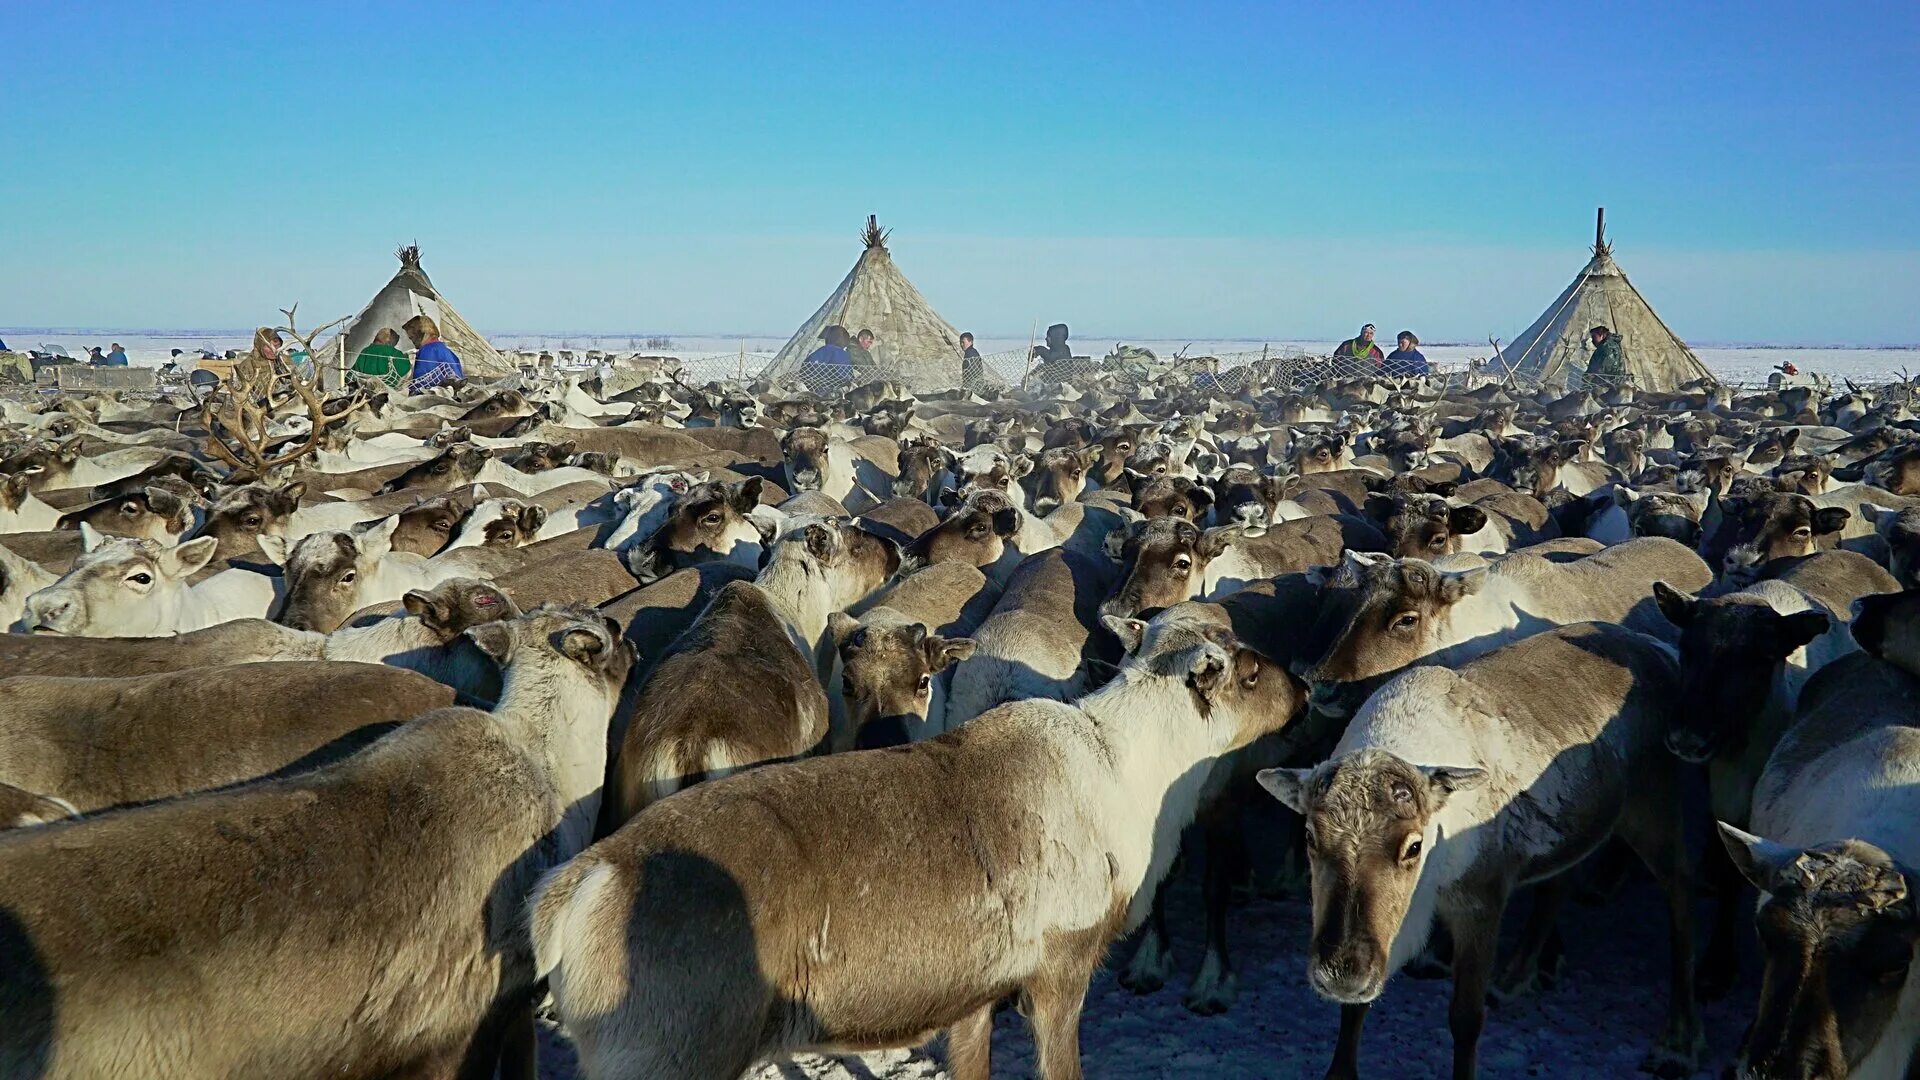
top-left (765, 217), bottom-right (966, 391)
top-left (1499, 211), bottom-right (1715, 392)
top-left (312, 245), bottom-right (514, 384)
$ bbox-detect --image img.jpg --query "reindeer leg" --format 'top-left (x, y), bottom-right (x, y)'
top-left (1324, 1002), bottom-right (1370, 1080)
top-left (1027, 945), bottom-right (1098, 1080)
top-left (1490, 876), bottom-right (1570, 1004)
top-left (1441, 892), bottom-right (1504, 1080)
top-left (1696, 832), bottom-right (1745, 1002)
top-left (1119, 875), bottom-right (1175, 993)
top-left (946, 1002), bottom-right (994, 1080)
top-left (1616, 781), bottom-right (1706, 1079)
top-left (1185, 803), bottom-right (1243, 1015)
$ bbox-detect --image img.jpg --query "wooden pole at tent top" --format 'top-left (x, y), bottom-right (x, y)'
top-left (1595, 207), bottom-right (1606, 250)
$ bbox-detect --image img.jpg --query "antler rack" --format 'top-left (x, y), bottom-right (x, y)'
top-left (198, 303), bottom-right (370, 475)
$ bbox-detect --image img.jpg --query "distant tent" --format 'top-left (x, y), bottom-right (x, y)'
top-left (1499, 210), bottom-right (1715, 392)
top-left (312, 245), bottom-right (515, 384)
top-left (765, 216), bottom-right (966, 391)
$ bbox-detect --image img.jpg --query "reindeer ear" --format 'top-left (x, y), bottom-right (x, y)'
top-left (559, 624), bottom-right (610, 663)
top-left (729, 476), bottom-right (764, 512)
top-left (926, 635), bottom-right (976, 672)
top-left (161, 535), bottom-right (219, 578)
top-left (1652, 581), bottom-right (1696, 626)
top-left (1776, 610), bottom-right (1831, 654)
top-left (1197, 526), bottom-right (1235, 559)
top-left (1101, 613), bottom-right (1148, 654)
top-left (402, 587), bottom-right (455, 629)
top-left (256, 533), bottom-right (290, 566)
top-left (1717, 822), bottom-right (1798, 893)
top-left (1421, 765), bottom-right (1487, 799)
top-left (465, 622), bottom-right (515, 666)
top-left (827, 610), bottom-right (860, 650)
top-left (78, 522), bottom-right (108, 551)
top-left (1447, 506), bottom-right (1487, 535)
top-left (1255, 767), bottom-right (1313, 814)
top-left (143, 486), bottom-right (185, 517)
top-left (518, 505), bottom-right (549, 532)
top-left (1435, 566), bottom-right (1487, 604)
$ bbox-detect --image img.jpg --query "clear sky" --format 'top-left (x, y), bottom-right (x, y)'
top-left (4, 0), bottom-right (1917, 343)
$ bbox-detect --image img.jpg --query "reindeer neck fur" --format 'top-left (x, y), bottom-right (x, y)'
top-left (754, 549), bottom-right (858, 667)
top-left (490, 649), bottom-right (619, 854)
top-left (325, 619), bottom-right (498, 705)
top-left (0, 490), bottom-right (61, 532)
top-left (1424, 574), bottom-right (1535, 669)
top-left (1073, 670), bottom-right (1232, 931)
top-left (1008, 499), bottom-right (1059, 554)
top-left (177, 568), bottom-right (281, 631)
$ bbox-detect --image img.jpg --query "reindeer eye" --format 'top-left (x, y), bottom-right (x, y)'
top-left (1118, 442), bottom-right (1131, 452)
top-left (1392, 612), bottom-right (1420, 629)
top-left (1173, 556), bottom-right (1192, 572)
top-left (1401, 837), bottom-right (1423, 862)
top-left (244, 515), bottom-right (263, 528)
top-left (341, 570), bottom-right (357, 584)
top-left (703, 513), bottom-right (723, 526)
top-left (1241, 666), bottom-right (1259, 689)
top-left (1792, 526), bottom-right (1812, 538)
top-left (128, 572), bottom-right (153, 586)
top-left (917, 674), bottom-right (932, 693)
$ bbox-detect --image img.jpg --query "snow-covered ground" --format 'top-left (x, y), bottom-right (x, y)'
top-left (6, 328), bottom-right (1916, 386)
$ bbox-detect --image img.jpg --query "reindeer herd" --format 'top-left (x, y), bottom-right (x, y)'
top-left (0, 362), bottom-right (1918, 1079)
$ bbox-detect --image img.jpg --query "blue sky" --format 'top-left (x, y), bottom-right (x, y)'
top-left (4, 0), bottom-right (1917, 342)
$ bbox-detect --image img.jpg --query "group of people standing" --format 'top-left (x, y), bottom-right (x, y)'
top-left (82, 343), bottom-right (130, 367)
top-left (349, 315), bottom-right (464, 391)
top-left (1334, 321), bottom-right (1629, 386)
top-left (1333, 323), bottom-right (1430, 377)
top-left (797, 324), bottom-right (897, 389)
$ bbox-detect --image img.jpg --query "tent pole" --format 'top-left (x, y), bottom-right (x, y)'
top-left (1595, 207), bottom-right (1606, 251)
top-left (1021, 318), bottom-right (1038, 391)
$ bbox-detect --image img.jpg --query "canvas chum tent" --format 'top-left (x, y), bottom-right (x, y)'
top-left (764, 216), bottom-right (967, 391)
top-left (1498, 209), bottom-right (1715, 392)
top-left (312, 244), bottom-right (515, 384)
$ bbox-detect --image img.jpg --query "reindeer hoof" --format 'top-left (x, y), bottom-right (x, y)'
top-left (1182, 955), bottom-right (1237, 1015)
top-left (1638, 1029), bottom-right (1705, 1078)
top-left (1119, 936), bottom-right (1172, 994)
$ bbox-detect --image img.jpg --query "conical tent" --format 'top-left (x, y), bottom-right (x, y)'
top-left (764, 217), bottom-right (966, 391)
top-left (1499, 211), bottom-right (1715, 392)
top-left (312, 245), bottom-right (515, 384)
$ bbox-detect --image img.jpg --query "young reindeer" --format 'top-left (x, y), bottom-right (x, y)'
top-left (605, 517), bottom-right (899, 826)
top-left (1261, 623), bottom-right (1705, 1080)
top-left (1295, 536), bottom-right (1712, 717)
top-left (0, 604), bottom-right (633, 1080)
top-left (1716, 589), bottom-right (1920, 1079)
top-left (22, 527), bottom-right (279, 636)
top-left (531, 603), bottom-right (1298, 1080)
top-left (0, 542), bottom-right (57, 632)
top-left (825, 560), bottom-right (999, 750)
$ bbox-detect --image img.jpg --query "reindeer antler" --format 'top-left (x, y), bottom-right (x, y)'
top-left (200, 303), bottom-right (367, 474)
